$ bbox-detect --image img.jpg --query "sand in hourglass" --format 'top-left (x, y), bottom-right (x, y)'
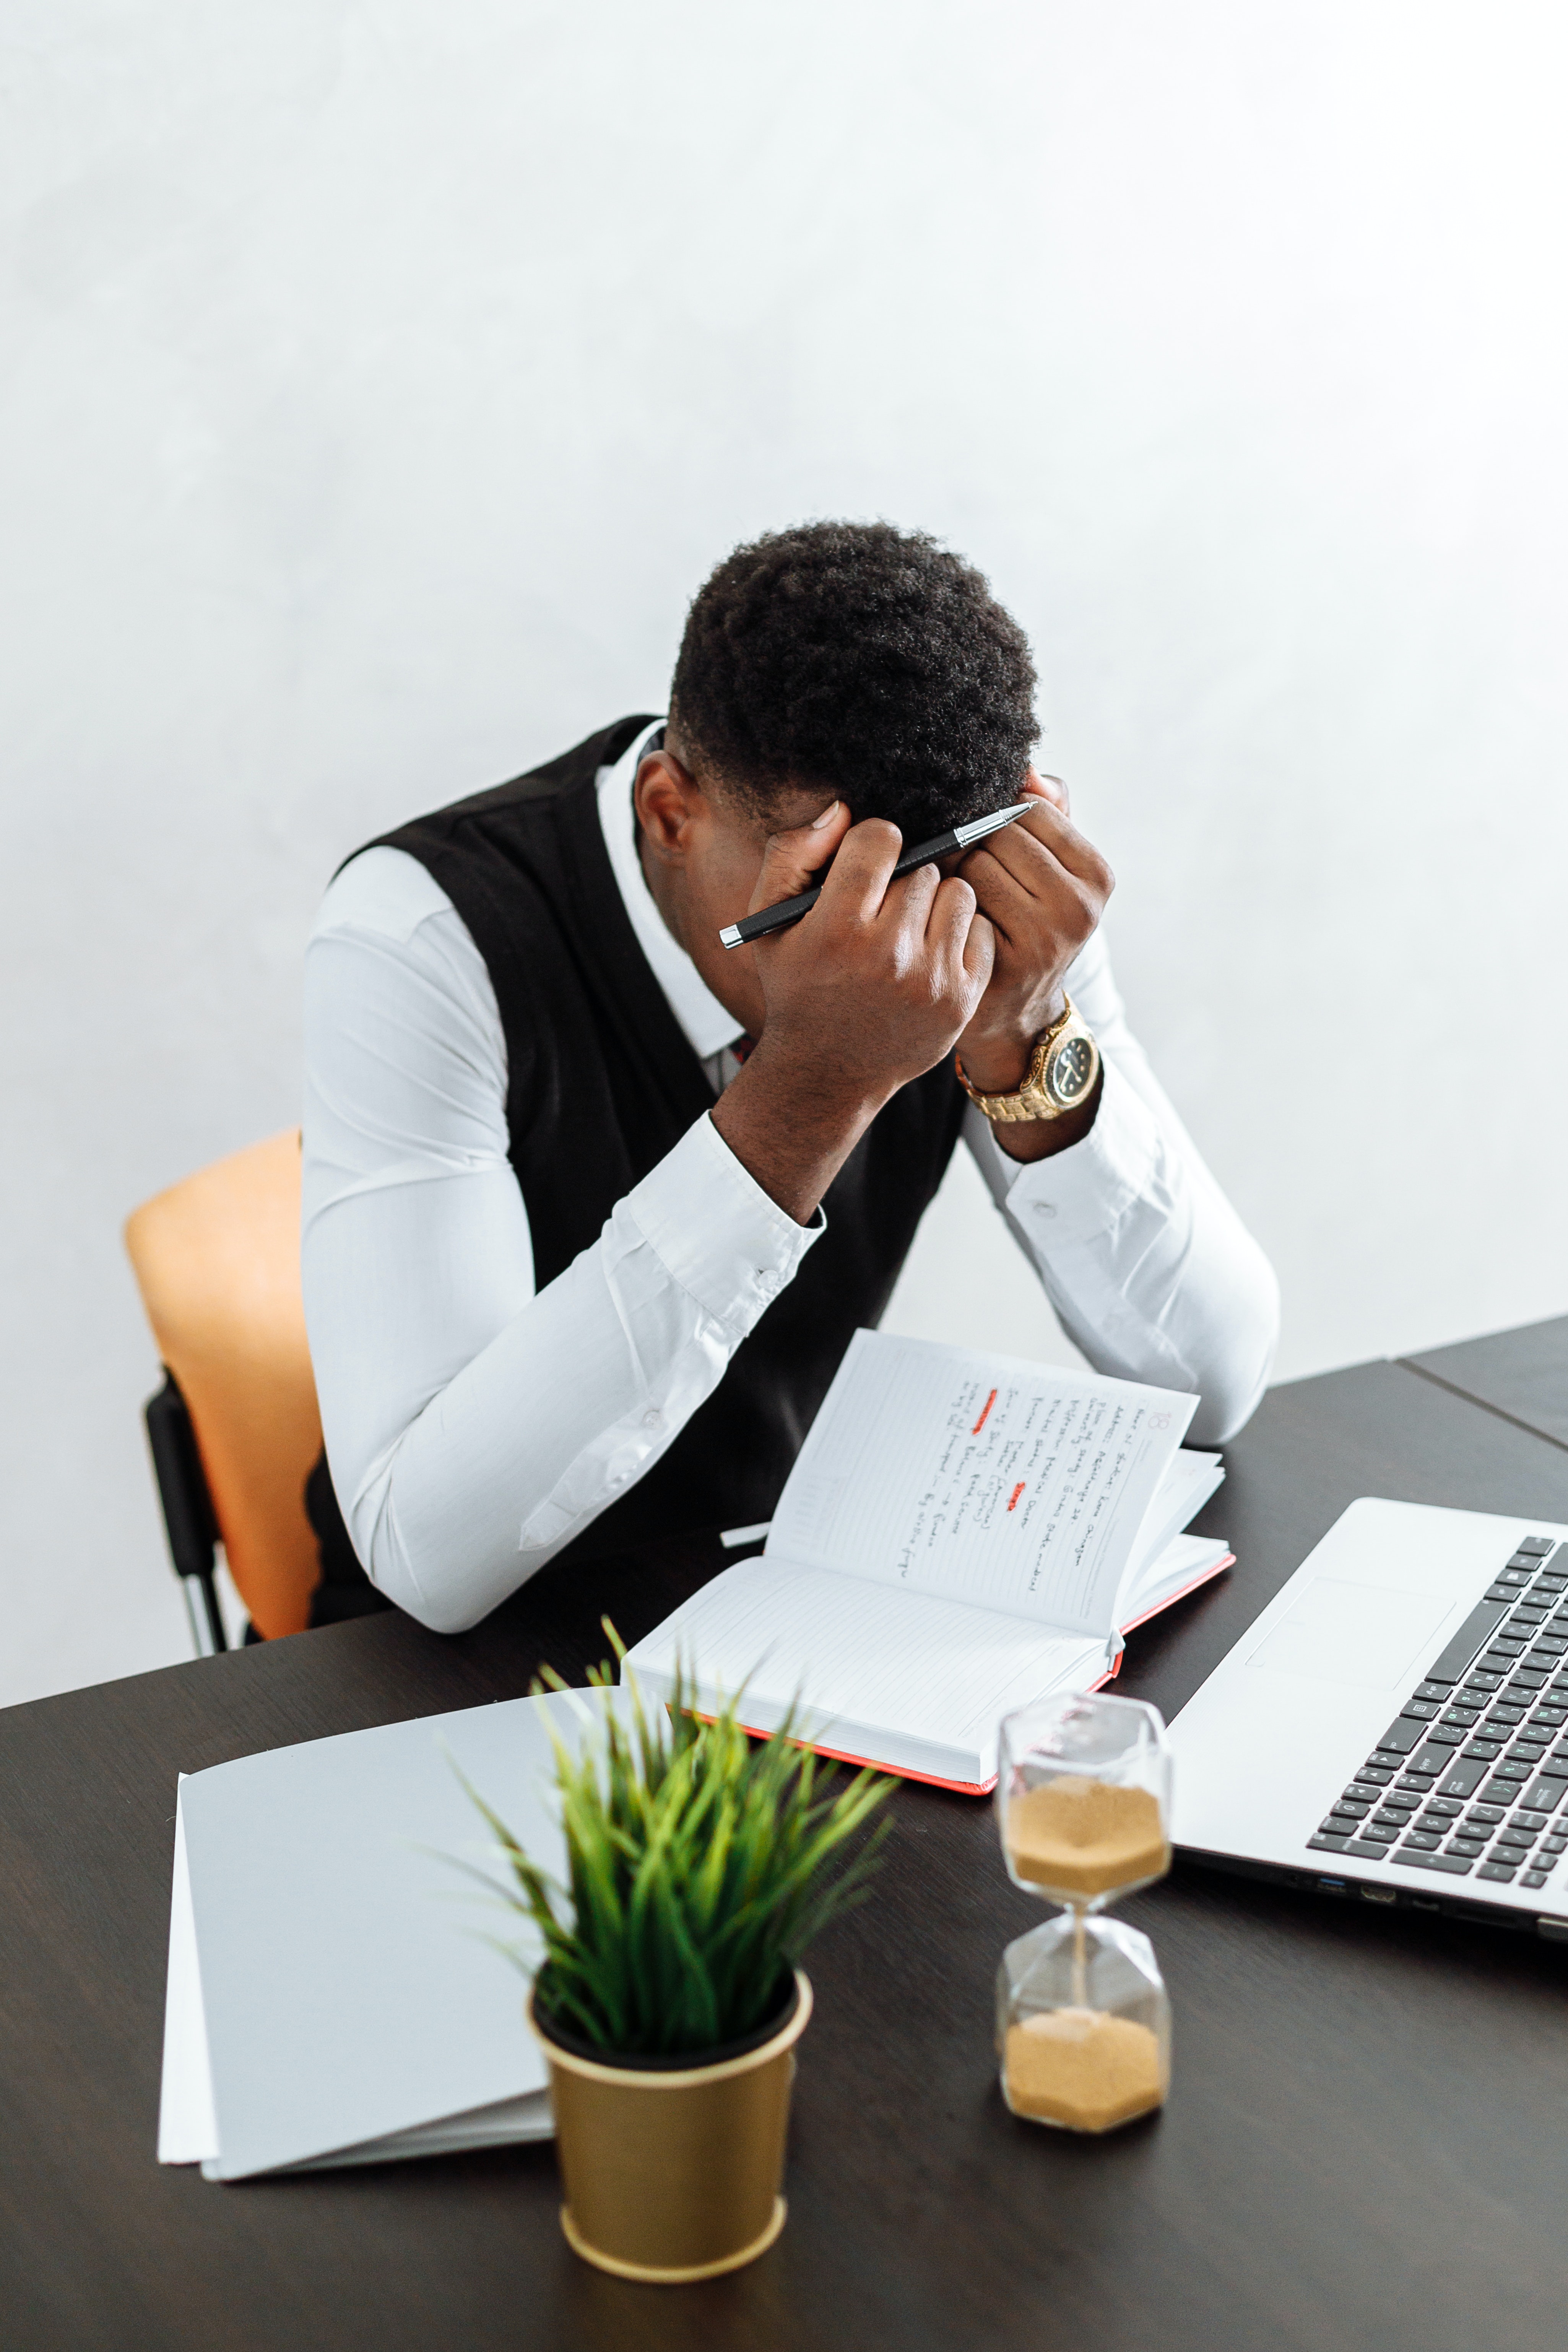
top-left (1004, 2008), bottom-right (1164, 2129)
top-left (1003, 1777), bottom-right (1169, 2129)
top-left (1005, 1775), bottom-right (1169, 1897)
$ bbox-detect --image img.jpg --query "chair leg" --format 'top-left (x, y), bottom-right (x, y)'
top-left (181, 1572), bottom-right (227, 1657)
top-left (144, 1372), bottom-right (229, 1656)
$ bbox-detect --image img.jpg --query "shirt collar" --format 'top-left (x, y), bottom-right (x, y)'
top-left (595, 719), bottom-right (744, 1062)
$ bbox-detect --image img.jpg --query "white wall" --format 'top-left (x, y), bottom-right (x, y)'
top-left (4, 1), bottom-right (1566, 1708)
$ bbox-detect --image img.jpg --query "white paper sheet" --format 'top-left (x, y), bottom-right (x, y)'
top-left (157, 1782), bottom-right (218, 2166)
top-left (157, 1689), bottom-right (622, 2179)
top-left (158, 1783), bottom-right (554, 2171)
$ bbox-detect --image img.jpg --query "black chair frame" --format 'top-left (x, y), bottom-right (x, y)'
top-left (143, 1370), bottom-right (229, 1655)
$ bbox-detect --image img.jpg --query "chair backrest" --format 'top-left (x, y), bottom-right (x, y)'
top-left (124, 1131), bottom-right (322, 1640)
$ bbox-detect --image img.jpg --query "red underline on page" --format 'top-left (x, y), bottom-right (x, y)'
top-left (1006, 1482), bottom-right (1026, 1512)
top-left (972, 1388), bottom-right (998, 1435)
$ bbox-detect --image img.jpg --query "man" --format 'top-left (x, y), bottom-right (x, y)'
top-left (301, 522), bottom-right (1278, 1632)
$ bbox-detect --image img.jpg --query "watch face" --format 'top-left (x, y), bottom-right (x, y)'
top-left (1045, 1032), bottom-right (1097, 1107)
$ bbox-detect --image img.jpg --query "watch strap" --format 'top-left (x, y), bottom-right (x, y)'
top-left (955, 997), bottom-right (1101, 1124)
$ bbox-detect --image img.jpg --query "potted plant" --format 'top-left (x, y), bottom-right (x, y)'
top-left (463, 1633), bottom-right (891, 2283)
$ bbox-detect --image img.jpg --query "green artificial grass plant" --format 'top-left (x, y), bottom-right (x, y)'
top-left (462, 1627), bottom-right (892, 2058)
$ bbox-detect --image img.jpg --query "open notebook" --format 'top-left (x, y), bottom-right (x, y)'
top-left (625, 1331), bottom-right (1231, 1794)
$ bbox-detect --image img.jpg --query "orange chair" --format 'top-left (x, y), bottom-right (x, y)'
top-left (124, 1131), bottom-right (324, 1647)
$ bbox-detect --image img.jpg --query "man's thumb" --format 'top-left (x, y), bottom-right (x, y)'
top-left (748, 799), bottom-right (852, 913)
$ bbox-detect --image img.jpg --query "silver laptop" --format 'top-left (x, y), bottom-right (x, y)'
top-left (1168, 1497), bottom-right (1568, 1934)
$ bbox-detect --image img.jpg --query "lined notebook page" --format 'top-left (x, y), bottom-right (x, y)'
top-left (628, 1558), bottom-right (1105, 1758)
top-left (767, 1331), bottom-right (1196, 1636)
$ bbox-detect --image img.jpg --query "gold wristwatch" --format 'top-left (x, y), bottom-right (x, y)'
top-left (955, 996), bottom-right (1101, 1125)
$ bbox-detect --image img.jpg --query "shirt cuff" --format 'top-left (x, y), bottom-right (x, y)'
top-left (988, 1061), bottom-right (1163, 1245)
top-left (620, 1112), bottom-right (824, 1336)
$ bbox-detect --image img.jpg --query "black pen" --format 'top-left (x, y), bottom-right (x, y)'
top-left (718, 800), bottom-right (1037, 950)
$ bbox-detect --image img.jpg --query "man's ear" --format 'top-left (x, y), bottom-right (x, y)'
top-left (634, 751), bottom-right (707, 861)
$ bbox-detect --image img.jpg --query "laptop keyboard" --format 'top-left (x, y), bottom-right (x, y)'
top-left (1307, 1536), bottom-right (1568, 1890)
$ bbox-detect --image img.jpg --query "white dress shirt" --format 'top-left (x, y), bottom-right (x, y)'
top-left (301, 722), bottom-right (1279, 1634)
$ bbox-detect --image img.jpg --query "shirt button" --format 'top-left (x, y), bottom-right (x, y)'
top-left (1035, 1202), bottom-right (1057, 1221)
top-left (642, 1408), bottom-right (662, 1430)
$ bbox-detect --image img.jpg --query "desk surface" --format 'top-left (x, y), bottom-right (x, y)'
top-left (5, 1351), bottom-right (1568, 2352)
top-left (1404, 1311), bottom-right (1568, 1452)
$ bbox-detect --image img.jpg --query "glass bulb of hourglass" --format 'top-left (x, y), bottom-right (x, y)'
top-left (993, 1691), bottom-right (1173, 2132)
top-left (996, 1690), bottom-right (1172, 1910)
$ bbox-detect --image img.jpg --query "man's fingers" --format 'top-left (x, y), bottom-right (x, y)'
top-left (948, 885), bottom-right (995, 994)
top-left (926, 874), bottom-right (991, 988)
top-left (1003, 783), bottom-right (1110, 884)
top-left (980, 801), bottom-right (1114, 902)
top-left (960, 838), bottom-right (1097, 948)
top-left (964, 907), bottom-right (997, 992)
top-left (746, 798), bottom-right (853, 915)
top-left (814, 816), bottom-right (905, 919)
top-left (1024, 766), bottom-right (1071, 815)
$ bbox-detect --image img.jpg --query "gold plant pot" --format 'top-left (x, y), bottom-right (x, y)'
top-left (526, 1972), bottom-right (813, 2284)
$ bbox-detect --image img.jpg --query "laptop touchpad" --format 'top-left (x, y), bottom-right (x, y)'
top-left (1247, 1577), bottom-right (1454, 1691)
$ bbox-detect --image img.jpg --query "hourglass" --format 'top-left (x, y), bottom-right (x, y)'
top-left (994, 1690), bottom-right (1173, 2133)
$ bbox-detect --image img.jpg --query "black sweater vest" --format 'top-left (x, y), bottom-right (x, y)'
top-left (307, 716), bottom-right (969, 1616)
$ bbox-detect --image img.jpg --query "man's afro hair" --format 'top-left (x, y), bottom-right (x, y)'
top-left (669, 520), bottom-right (1038, 841)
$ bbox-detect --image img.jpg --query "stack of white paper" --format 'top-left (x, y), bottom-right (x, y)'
top-left (159, 1687), bottom-right (610, 2181)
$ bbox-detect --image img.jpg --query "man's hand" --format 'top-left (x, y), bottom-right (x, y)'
top-left (955, 771), bottom-right (1114, 1161)
top-left (712, 803), bottom-right (994, 1222)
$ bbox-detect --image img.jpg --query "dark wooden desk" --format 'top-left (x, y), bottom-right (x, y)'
top-left (1403, 1312), bottom-right (1568, 1453)
top-left (5, 1351), bottom-right (1568, 2352)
